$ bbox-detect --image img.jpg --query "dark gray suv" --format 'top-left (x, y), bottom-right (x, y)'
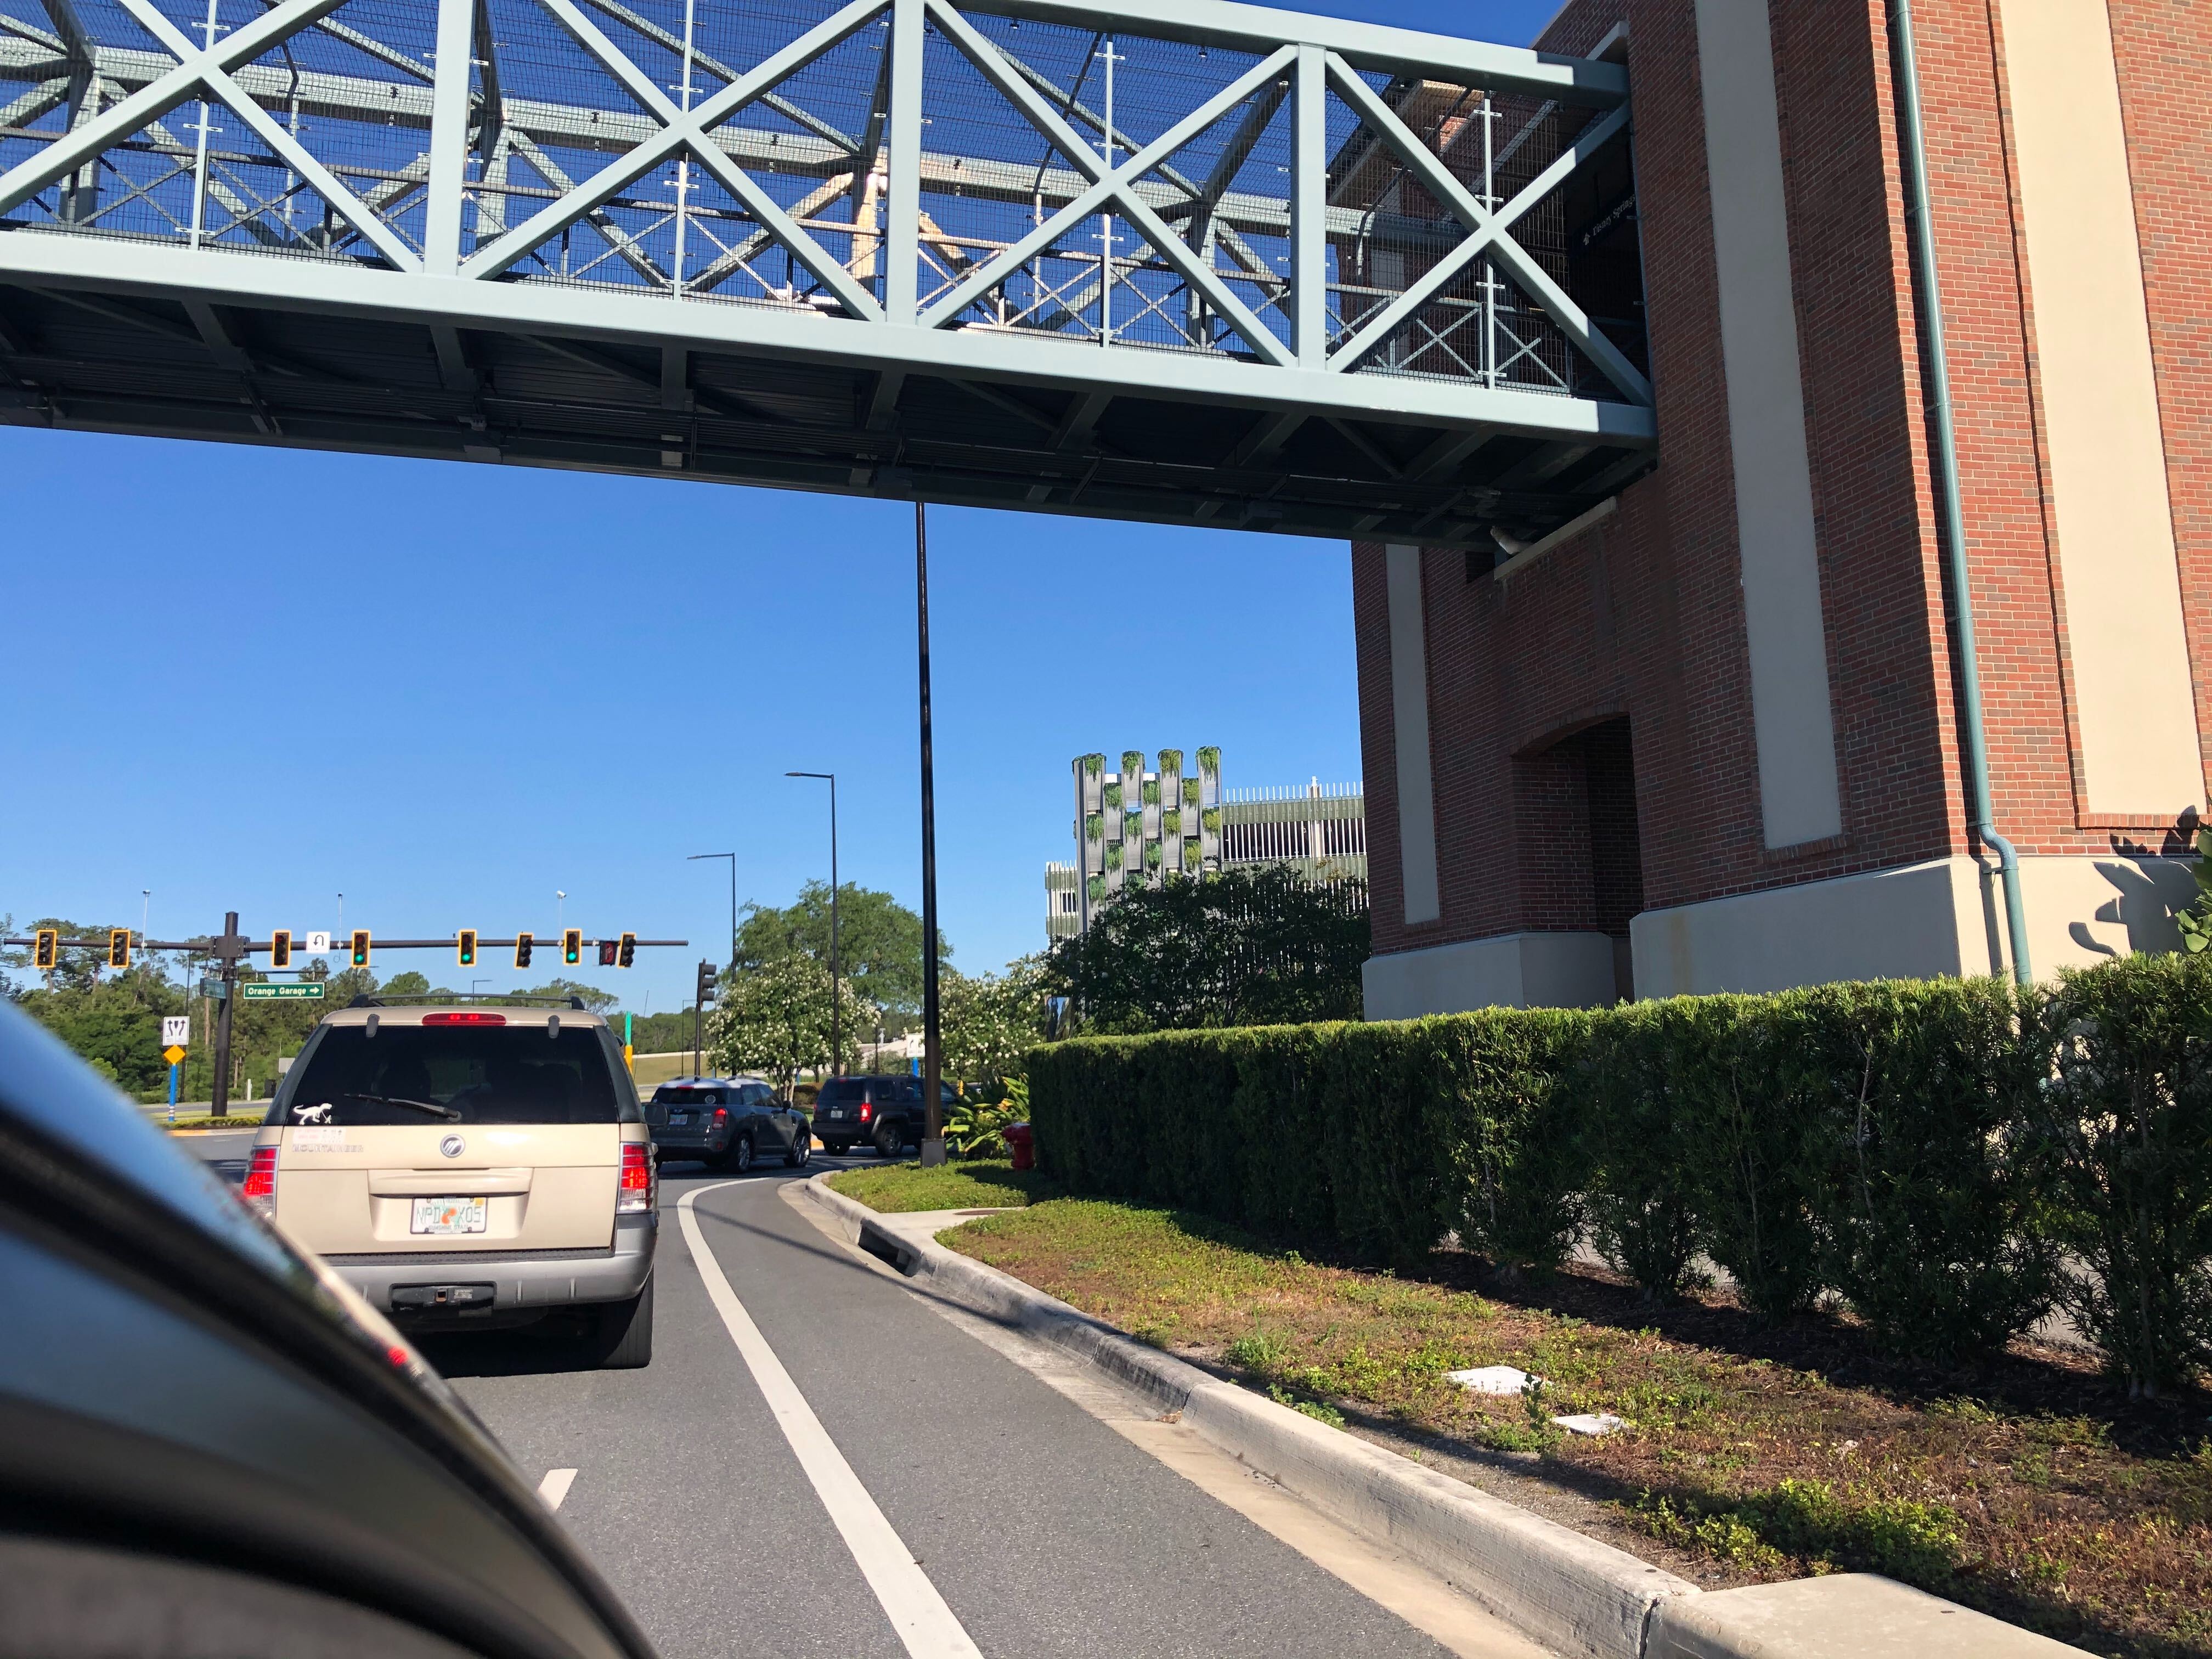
top-left (813, 1075), bottom-right (960, 1159)
top-left (647, 1077), bottom-right (812, 1173)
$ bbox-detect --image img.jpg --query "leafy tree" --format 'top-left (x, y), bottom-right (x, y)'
top-left (382, 970), bottom-right (434, 997)
top-left (1043, 867), bottom-right (1368, 1034)
top-left (735, 882), bottom-right (947, 1030)
top-left (940, 954), bottom-right (1052, 1084)
top-left (2175, 825), bottom-right (2212, 954)
top-left (513, 978), bottom-right (618, 1013)
top-left (707, 956), bottom-right (877, 1093)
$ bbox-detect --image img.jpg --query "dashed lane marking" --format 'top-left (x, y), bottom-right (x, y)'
top-left (537, 1468), bottom-right (578, 1510)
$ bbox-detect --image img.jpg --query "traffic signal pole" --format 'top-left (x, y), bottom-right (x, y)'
top-left (210, 912), bottom-right (245, 1119)
top-left (916, 501), bottom-right (946, 1167)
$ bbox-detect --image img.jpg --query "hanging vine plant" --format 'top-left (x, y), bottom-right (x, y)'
top-left (1161, 809), bottom-right (1181, 838)
top-left (1142, 780), bottom-right (1161, 806)
top-left (1157, 748), bottom-right (1183, 777)
top-left (1105, 843), bottom-right (1123, 871)
top-left (1084, 753), bottom-right (1105, 777)
top-left (1144, 842), bottom-right (1163, 870)
top-left (1183, 777), bottom-right (1201, 808)
top-left (1103, 783), bottom-right (1122, 810)
top-left (1195, 746), bottom-right (1221, 774)
top-left (1184, 838), bottom-right (1203, 871)
top-left (1201, 806), bottom-right (1222, 834)
top-left (1087, 874), bottom-right (1106, 902)
top-left (1085, 814), bottom-right (1104, 842)
top-left (1121, 751), bottom-right (1146, 778)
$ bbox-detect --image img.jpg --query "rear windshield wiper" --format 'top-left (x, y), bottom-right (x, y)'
top-left (343, 1091), bottom-right (462, 1122)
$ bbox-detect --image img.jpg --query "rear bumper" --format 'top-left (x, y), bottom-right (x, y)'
top-left (322, 1212), bottom-right (656, 1316)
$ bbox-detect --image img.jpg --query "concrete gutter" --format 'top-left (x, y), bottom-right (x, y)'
top-left (798, 1176), bottom-right (2090, 1659)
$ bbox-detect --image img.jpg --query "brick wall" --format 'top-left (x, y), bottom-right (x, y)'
top-left (1357, 0), bottom-right (2208, 969)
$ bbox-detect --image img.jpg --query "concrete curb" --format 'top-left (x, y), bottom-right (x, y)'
top-left (799, 1174), bottom-right (1694, 1659)
top-left (797, 1175), bottom-right (2095, 1659)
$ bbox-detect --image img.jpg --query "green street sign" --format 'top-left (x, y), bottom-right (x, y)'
top-left (240, 981), bottom-right (325, 1002)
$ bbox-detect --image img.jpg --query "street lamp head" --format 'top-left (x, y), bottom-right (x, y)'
top-left (786, 771), bottom-right (833, 780)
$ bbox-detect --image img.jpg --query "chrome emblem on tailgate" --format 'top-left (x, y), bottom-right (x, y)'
top-left (439, 1134), bottom-right (465, 1159)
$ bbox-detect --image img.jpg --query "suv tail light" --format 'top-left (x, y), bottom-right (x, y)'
top-left (617, 1141), bottom-right (654, 1213)
top-left (424, 1011), bottom-right (505, 1026)
top-left (241, 1147), bottom-right (278, 1220)
top-left (859, 1099), bottom-right (873, 1123)
top-left (712, 1107), bottom-right (729, 1126)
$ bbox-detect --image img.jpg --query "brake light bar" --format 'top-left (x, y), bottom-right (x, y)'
top-left (422, 1011), bottom-right (506, 1026)
top-left (617, 1141), bottom-right (654, 1214)
top-left (241, 1147), bottom-right (278, 1220)
top-left (859, 1100), bottom-right (873, 1122)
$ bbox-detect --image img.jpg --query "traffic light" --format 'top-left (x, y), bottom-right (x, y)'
top-left (596, 938), bottom-right (617, 967)
top-left (32, 929), bottom-right (57, 970)
top-left (514, 931), bottom-right (534, 970)
top-left (349, 929), bottom-right (371, 968)
top-left (269, 930), bottom-right (291, 969)
top-left (456, 929), bottom-right (477, 968)
top-left (108, 928), bottom-right (131, 970)
top-left (696, 960), bottom-right (717, 1007)
top-left (562, 928), bottom-right (582, 966)
top-left (617, 932), bottom-right (636, 968)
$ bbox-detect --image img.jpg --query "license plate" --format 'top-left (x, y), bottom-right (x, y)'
top-left (411, 1196), bottom-right (487, 1235)
top-left (827, 1108), bottom-right (845, 1119)
top-left (667, 1110), bottom-right (690, 1126)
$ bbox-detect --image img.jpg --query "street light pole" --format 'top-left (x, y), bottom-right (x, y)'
top-left (915, 502), bottom-right (945, 1166)
top-left (785, 773), bottom-right (840, 1079)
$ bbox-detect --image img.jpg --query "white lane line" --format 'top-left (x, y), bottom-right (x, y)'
top-left (678, 1184), bottom-right (982, 1659)
top-left (537, 1468), bottom-right (579, 1510)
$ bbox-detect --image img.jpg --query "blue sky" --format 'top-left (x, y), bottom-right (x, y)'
top-left (0, 0), bottom-right (1557, 1019)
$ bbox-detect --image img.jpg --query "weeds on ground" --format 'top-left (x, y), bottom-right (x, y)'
top-left (949, 1197), bottom-right (2212, 1658)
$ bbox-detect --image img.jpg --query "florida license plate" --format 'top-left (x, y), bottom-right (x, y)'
top-left (411, 1196), bottom-right (487, 1235)
top-left (667, 1110), bottom-right (690, 1125)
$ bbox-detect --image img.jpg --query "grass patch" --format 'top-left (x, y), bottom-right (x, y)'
top-left (945, 1197), bottom-right (2212, 1658)
top-left (825, 1159), bottom-right (1056, 1214)
top-left (158, 1115), bottom-right (265, 1131)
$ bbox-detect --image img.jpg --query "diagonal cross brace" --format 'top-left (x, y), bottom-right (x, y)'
top-left (460, 0), bottom-right (885, 318)
top-left (1330, 100), bottom-right (1629, 377)
top-left (923, 0), bottom-right (1295, 368)
top-left (110, 0), bottom-right (422, 269)
top-left (0, 0), bottom-right (349, 221)
top-left (1324, 54), bottom-right (1649, 405)
top-left (918, 43), bottom-right (1294, 332)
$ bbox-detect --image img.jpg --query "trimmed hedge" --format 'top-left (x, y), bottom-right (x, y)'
top-left (1029, 953), bottom-right (2212, 1391)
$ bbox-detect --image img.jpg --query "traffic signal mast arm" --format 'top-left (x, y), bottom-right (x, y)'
top-left (2, 934), bottom-right (687, 952)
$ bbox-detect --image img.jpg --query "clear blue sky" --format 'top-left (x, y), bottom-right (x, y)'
top-left (0, 0), bottom-right (1556, 1020)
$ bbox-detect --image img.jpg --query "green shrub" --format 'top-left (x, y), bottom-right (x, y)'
top-left (1580, 1004), bottom-right (1706, 1301)
top-left (1791, 978), bottom-right (2053, 1365)
top-left (2026, 953), bottom-right (2212, 1397)
top-left (1029, 960), bottom-right (2212, 1381)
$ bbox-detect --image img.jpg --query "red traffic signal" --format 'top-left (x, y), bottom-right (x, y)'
top-left (270, 930), bottom-right (291, 969)
top-left (596, 938), bottom-right (617, 967)
top-left (32, 929), bottom-right (57, 970)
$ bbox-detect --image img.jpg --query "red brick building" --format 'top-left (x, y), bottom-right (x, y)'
top-left (1356, 0), bottom-right (2209, 1015)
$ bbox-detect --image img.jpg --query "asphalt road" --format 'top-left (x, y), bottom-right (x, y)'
top-left (176, 1137), bottom-right (1513, 1656)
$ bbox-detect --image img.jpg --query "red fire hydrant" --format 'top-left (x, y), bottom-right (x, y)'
top-left (1003, 1122), bottom-right (1035, 1171)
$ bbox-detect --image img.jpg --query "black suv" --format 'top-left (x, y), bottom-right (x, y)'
top-left (812, 1075), bottom-right (960, 1158)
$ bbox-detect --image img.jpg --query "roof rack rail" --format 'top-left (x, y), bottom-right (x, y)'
top-left (343, 994), bottom-right (592, 1011)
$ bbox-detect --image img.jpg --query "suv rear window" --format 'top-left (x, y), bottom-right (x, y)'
top-left (817, 1079), bottom-right (868, 1104)
top-left (655, 1086), bottom-right (723, 1105)
top-left (276, 1026), bottom-right (622, 1126)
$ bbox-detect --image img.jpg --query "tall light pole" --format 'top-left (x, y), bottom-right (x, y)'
top-left (686, 853), bottom-right (738, 972)
top-left (914, 502), bottom-right (945, 1166)
top-left (785, 774), bottom-right (840, 1079)
top-left (556, 890), bottom-right (566, 935)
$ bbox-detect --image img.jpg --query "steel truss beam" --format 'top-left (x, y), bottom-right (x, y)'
top-left (0, 0), bottom-right (1651, 545)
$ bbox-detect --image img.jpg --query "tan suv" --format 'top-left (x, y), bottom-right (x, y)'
top-left (244, 997), bottom-right (656, 1367)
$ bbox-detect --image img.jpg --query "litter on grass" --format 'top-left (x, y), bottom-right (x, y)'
top-left (1446, 1365), bottom-right (1542, 1394)
top-left (1550, 1413), bottom-right (1626, 1437)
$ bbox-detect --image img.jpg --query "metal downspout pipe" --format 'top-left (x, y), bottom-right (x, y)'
top-left (1891, 0), bottom-right (2033, 984)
